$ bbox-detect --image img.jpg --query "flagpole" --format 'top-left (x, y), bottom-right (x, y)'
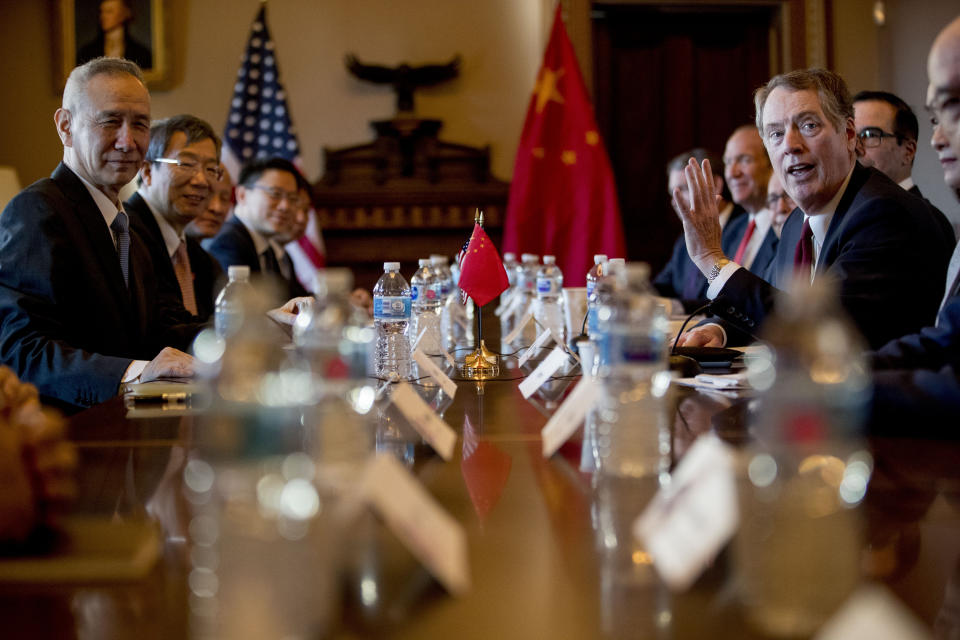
top-left (459, 209), bottom-right (500, 381)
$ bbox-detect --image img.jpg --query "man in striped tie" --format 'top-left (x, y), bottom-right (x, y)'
top-left (675, 68), bottom-right (951, 350)
top-left (0, 57), bottom-right (198, 411)
top-left (126, 115), bottom-right (224, 322)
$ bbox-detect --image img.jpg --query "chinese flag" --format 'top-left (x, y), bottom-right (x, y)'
top-left (458, 223), bottom-right (510, 307)
top-left (502, 5), bottom-right (626, 286)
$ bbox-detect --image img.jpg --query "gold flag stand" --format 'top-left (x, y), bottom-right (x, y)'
top-left (459, 210), bottom-right (500, 379)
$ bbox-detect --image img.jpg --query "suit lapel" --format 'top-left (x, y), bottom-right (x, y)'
top-left (816, 163), bottom-right (869, 274)
top-left (51, 164), bottom-right (132, 308)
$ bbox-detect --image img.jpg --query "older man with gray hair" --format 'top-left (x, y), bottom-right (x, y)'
top-left (0, 57), bottom-right (198, 412)
top-left (675, 67), bottom-right (951, 350)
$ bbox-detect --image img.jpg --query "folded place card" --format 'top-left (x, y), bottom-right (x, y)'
top-left (541, 377), bottom-right (600, 457)
top-left (518, 328), bottom-right (556, 367)
top-left (633, 434), bottom-right (738, 591)
top-left (359, 455), bottom-right (471, 596)
top-left (519, 345), bottom-right (569, 399)
top-left (389, 382), bottom-right (457, 461)
top-left (413, 348), bottom-right (458, 398)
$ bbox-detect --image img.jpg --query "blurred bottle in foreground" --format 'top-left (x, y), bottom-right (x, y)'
top-left (214, 265), bottom-right (252, 339)
top-left (593, 262), bottom-right (671, 479)
top-left (373, 262), bottom-right (412, 380)
top-left (736, 277), bottom-right (873, 638)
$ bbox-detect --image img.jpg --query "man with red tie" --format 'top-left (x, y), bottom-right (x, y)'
top-left (720, 126), bottom-right (778, 277)
top-left (675, 68), bottom-right (951, 349)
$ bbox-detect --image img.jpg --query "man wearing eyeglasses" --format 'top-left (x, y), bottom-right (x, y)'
top-left (0, 58), bottom-right (198, 412)
top-left (126, 115), bottom-right (224, 322)
top-left (205, 157), bottom-right (309, 300)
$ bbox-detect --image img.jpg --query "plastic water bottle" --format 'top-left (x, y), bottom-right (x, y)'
top-left (586, 254), bottom-right (608, 304)
top-left (512, 253), bottom-right (540, 346)
top-left (293, 268), bottom-right (371, 386)
top-left (735, 278), bottom-right (872, 638)
top-left (593, 262), bottom-right (671, 478)
top-left (588, 258), bottom-right (621, 341)
top-left (410, 258), bottom-right (443, 356)
top-left (373, 262), bottom-right (412, 380)
top-left (501, 252), bottom-right (519, 303)
top-left (535, 255), bottom-right (565, 342)
top-left (214, 265), bottom-right (252, 339)
top-left (431, 255), bottom-right (456, 351)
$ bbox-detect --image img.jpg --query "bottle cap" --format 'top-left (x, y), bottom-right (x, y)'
top-left (504, 252), bottom-right (516, 261)
top-left (521, 253), bottom-right (539, 262)
top-left (543, 255), bottom-right (556, 264)
top-left (384, 261), bottom-right (400, 271)
top-left (228, 265), bottom-right (251, 280)
top-left (430, 254), bottom-right (448, 266)
top-left (594, 254), bottom-right (608, 264)
top-left (418, 258), bottom-right (431, 267)
top-left (608, 258), bottom-right (625, 267)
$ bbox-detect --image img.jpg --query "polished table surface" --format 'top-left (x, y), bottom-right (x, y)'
top-left (1, 359), bottom-right (960, 639)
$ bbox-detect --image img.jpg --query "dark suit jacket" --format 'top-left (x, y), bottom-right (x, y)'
top-left (710, 164), bottom-right (952, 349)
top-left (908, 183), bottom-right (956, 251)
top-left (0, 164), bottom-right (200, 411)
top-left (126, 193), bottom-right (223, 322)
top-left (77, 30), bottom-right (153, 70)
top-left (654, 205), bottom-right (747, 312)
top-left (868, 290), bottom-right (960, 436)
top-left (204, 216), bottom-right (308, 301)
top-left (723, 210), bottom-right (780, 279)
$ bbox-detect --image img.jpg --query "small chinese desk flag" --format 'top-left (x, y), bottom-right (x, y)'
top-left (458, 223), bottom-right (510, 307)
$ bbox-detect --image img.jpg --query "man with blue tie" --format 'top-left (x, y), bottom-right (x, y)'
top-left (0, 57), bottom-right (197, 411)
top-left (675, 68), bottom-right (951, 350)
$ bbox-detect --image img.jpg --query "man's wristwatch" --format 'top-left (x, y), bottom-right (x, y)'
top-left (706, 258), bottom-right (731, 283)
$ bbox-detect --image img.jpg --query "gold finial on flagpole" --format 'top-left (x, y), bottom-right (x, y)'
top-left (479, 210), bottom-right (485, 228)
top-left (474, 208), bottom-right (480, 224)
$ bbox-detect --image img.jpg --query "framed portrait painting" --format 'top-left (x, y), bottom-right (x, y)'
top-left (55, 0), bottom-right (167, 89)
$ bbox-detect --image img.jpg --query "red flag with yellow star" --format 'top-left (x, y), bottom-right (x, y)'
top-left (502, 5), bottom-right (625, 286)
top-left (458, 223), bottom-right (510, 307)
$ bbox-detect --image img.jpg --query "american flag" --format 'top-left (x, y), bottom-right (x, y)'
top-left (457, 230), bottom-right (473, 304)
top-left (222, 5), bottom-right (301, 180)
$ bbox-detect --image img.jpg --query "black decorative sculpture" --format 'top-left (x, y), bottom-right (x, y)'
top-left (345, 53), bottom-right (462, 114)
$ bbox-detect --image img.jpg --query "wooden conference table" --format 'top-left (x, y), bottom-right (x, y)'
top-left (1, 354), bottom-right (959, 639)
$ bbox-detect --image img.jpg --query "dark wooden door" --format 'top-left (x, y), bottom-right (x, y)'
top-left (593, 4), bottom-right (775, 272)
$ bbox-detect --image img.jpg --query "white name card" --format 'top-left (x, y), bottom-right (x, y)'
top-left (519, 345), bottom-right (569, 399)
top-left (633, 434), bottom-right (738, 592)
top-left (413, 348), bottom-right (458, 398)
top-left (503, 307), bottom-right (535, 344)
top-left (541, 377), bottom-right (600, 457)
top-left (359, 455), bottom-right (471, 596)
top-left (390, 382), bottom-right (457, 461)
top-left (815, 585), bottom-right (931, 640)
top-left (517, 328), bottom-right (556, 367)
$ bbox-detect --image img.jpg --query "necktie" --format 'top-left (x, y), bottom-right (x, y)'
top-left (111, 211), bottom-right (130, 288)
top-left (732, 218), bottom-right (757, 265)
top-left (173, 240), bottom-right (198, 316)
top-left (793, 218), bottom-right (814, 280)
top-left (936, 240), bottom-right (960, 327)
top-left (261, 247), bottom-right (281, 275)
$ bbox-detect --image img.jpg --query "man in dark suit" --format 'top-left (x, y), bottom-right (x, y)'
top-left (867, 16), bottom-right (960, 432)
top-left (654, 148), bottom-right (746, 313)
top-left (77, 0), bottom-right (153, 70)
top-left (720, 126), bottom-right (779, 279)
top-left (675, 68), bottom-right (951, 350)
top-left (127, 115), bottom-right (223, 321)
top-left (204, 157), bottom-right (309, 301)
top-left (0, 58), bottom-right (195, 411)
top-left (853, 89), bottom-right (955, 247)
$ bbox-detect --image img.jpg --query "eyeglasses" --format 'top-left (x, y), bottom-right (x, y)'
top-left (766, 192), bottom-right (793, 208)
top-left (153, 156), bottom-right (224, 182)
top-left (857, 127), bottom-right (901, 148)
top-left (249, 184), bottom-right (302, 206)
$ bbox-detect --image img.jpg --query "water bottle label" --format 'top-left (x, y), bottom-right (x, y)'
top-left (425, 287), bottom-right (438, 301)
top-left (537, 277), bottom-right (558, 295)
top-left (440, 282), bottom-right (451, 296)
top-left (586, 281), bottom-right (596, 298)
top-left (606, 331), bottom-right (663, 363)
top-left (411, 285), bottom-right (420, 302)
top-left (374, 295), bottom-right (411, 321)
